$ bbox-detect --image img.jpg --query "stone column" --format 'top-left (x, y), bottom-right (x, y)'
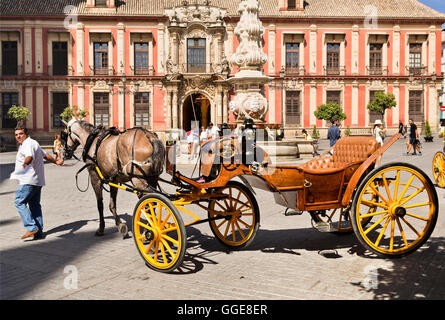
top-left (393, 82), bottom-right (400, 125)
top-left (393, 25), bottom-right (400, 75)
top-left (24, 21), bottom-right (33, 74)
top-left (172, 89), bottom-right (178, 129)
top-left (268, 85), bottom-right (275, 123)
top-left (35, 24), bottom-right (43, 74)
top-left (268, 24), bottom-right (276, 75)
top-left (117, 23), bottom-right (125, 75)
top-left (310, 81), bottom-right (317, 126)
top-left (428, 26), bottom-right (436, 75)
top-left (77, 81), bottom-right (85, 110)
top-left (309, 25), bottom-right (317, 74)
top-left (351, 25), bottom-right (359, 74)
top-left (226, 24), bottom-right (234, 60)
top-left (157, 24), bottom-right (165, 74)
top-left (223, 90), bottom-right (228, 123)
top-left (166, 89), bottom-right (172, 129)
top-left (25, 86), bottom-right (33, 128)
top-left (216, 87), bottom-right (223, 124)
top-left (76, 23), bottom-right (85, 76)
top-left (352, 81), bottom-right (359, 125)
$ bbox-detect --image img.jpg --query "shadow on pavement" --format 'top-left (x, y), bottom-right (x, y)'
top-left (0, 163), bottom-right (15, 184)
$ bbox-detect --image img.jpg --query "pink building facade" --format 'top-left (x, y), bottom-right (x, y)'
top-left (1, 0), bottom-right (444, 139)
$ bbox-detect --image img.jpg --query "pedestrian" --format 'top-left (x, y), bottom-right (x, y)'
top-left (406, 119), bottom-right (421, 156)
top-left (398, 120), bottom-right (405, 137)
top-left (10, 125), bottom-right (63, 240)
top-left (206, 122), bottom-right (220, 140)
top-left (327, 118), bottom-right (341, 148)
top-left (189, 123), bottom-right (200, 160)
top-left (200, 126), bottom-right (208, 143)
top-left (53, 134), bottom-right (63, 162)
top-left (373, 119), bottom-right (386, 165)
top-left (439, 119), bottom-right (445, 153)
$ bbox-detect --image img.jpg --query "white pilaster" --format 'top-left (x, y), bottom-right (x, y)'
top-left (393, 25), bottom-right (400, 74)
top-left (309, 25), bottom-right (317, 74)
top-left (117, 23), bottom-right (125, 75)
top-left (76, 23), bottom-right (85, 75)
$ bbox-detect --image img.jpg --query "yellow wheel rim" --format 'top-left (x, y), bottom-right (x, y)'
top-left (133, 198), bottom-right (183, 270)
top-left (432, 152), bottom-right (445, 188)
top-left (209, 185), bottom-right (256, 247)
top-left (355, 166), bottom-right (436, 256)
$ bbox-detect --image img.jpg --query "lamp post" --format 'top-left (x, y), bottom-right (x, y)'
top-left (108, 77), bottom-right (140, 129)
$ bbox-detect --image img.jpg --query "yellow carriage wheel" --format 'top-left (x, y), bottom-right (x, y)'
top-left (351, 163), bottom-right (438, 258)
top-left (132, 194), bottom-right (186, 272)
top-left (208, 181), bottom-right (260, 249)
top-left (432, 151), bottom-right (445, 188)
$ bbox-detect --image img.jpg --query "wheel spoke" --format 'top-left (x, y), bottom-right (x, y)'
top-left (390, 219), bottom-right (395, 251)
top-left (137, 221), bottom-right (155, 232)
top-left (359, 209), bottom-right (388, 219)
top-left (374, 216), bottom-right (391, 247)
top-left (381, 173), bottom-right (392, 203)
top-left (403, 202), bottom-right (431, 209)
top-left (405, 212), bottom-right (429, 222)
top-left (395, 217), bottom-right (409, 247)
top-left (145, 239), bottom-right (155, 254)
top-left (159, 241), bottom-right (167, 265)
top-left (234, 219), bottom-right (246, 240)
top-left (397, 174), bottom-right (415, 202)
top-left (393, 170), bottom-right (401, 201)
top-left (398, 186), bottom-right (425, 206)
top-left (163, 234), bottom-right (179, 245)
top-left (400, 217), bottom-right (421, 237)
top-left (360, 199), bottom-right (387, 209)
top-left (161, 238), bottom-right (175, 258)
top-left (369, 183), bottom-right (389, 204)
top-left (364, 213), bottom-right (390, 235)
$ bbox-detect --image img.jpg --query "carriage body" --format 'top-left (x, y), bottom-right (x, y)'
top-left (133, 132), bottom-right (438, 272)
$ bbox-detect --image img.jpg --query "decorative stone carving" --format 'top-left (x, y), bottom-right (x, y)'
top-left (228, 0), bottom-right (271, 122)
top-left (166, 4), bottom-right (226, 27)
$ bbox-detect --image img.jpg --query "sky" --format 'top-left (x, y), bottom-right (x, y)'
top-left (418, 0), bottom-right (445, 14)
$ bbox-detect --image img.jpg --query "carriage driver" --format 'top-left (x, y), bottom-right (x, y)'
top-left (11, 125), bottom-right (64, 240)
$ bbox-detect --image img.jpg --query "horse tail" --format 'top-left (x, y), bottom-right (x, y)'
top-left (150, 136), bottom-right (165, 176)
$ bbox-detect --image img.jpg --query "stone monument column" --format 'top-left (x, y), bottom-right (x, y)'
top-left (228, 0), bottom-right (271, 123)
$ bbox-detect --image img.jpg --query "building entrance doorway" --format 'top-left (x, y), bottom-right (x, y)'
top-left (182, 93), bottom-right (210, 132)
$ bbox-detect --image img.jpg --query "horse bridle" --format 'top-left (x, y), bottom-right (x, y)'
top-left (61, 122), bottom-right (81, 160)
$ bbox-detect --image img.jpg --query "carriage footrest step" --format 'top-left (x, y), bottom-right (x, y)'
top-left (284, 209), bottom-right (303, 216)
top-left (313, 221), bottom-right (334, 232)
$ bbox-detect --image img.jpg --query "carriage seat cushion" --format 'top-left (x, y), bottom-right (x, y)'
top-left (300, 136), bottom-right (379, 173)
top-left (332, 136), bottom-right (379, 168)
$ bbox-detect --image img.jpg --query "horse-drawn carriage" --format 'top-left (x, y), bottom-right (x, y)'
top-left (63, 119), bottom-right (439, 273)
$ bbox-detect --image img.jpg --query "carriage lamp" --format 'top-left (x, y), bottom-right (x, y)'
top-left (242, 118), bottom-right (256, 164)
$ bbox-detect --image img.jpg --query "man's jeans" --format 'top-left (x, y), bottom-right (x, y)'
top-left (14, 184), bottom-right (43, 234)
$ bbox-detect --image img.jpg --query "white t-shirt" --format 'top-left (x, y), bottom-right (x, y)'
top-left (207, 126), bottom-right (220, 139)
top-left (200, 130), bottom-right (208, 141)
top-left (11, 137), bottom-right (47, 186)
top-left (375, 127), bottom-right (383, 145)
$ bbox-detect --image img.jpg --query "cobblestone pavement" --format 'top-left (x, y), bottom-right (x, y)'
top-left (1, 136), bottom-right (444, 300)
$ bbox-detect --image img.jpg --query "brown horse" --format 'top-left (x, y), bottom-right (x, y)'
top-left (62, 118), bottom-right (165, 237)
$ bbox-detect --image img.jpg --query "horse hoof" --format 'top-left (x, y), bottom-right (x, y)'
top-left (95, 230), bottom-right (104, 237)
top-left (118, 223), bottom-right (128, 237)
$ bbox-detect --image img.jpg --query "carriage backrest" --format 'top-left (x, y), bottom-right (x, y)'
top-left (332, 136), bottom-right (380, 168)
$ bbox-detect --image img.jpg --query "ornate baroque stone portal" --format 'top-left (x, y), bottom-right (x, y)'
top-left (228, 0), bottom-right (270, 122)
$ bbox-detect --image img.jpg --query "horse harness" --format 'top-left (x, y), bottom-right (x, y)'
top-left (74, 126), bottom-right (160, 189)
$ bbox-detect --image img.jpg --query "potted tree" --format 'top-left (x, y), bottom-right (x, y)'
top-left (7, 105), bottom-right (31, 127)
top-left (423, 120), bottom-right (433, 142)
top-left (314, 102), bottom-right (347, 125)
top-left (367, 92), bottom-right (397, 122)
top-left (60, 105), bottom-right (89, 122)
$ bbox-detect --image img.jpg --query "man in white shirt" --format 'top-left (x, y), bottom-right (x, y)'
top-left (12, 125), bottom-right (63, 240)
top-left (206, 122), bottom-right (220, 140)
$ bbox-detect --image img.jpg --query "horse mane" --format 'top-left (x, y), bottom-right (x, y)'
top-left (77, 120), bottom-right (96, 133)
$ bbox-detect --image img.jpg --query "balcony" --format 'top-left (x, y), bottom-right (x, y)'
top-left (90, 66), bottom-right (114, 76)
top-left (130, 65), bottom-right (155, 76)
top-left (323, 66), bottom-right (345, 76)
top-left (406, 65), bottom-right (426, 76)
top-left (366, 66), bottom-right (388, 76)
top-left (179, 63), bottom-right (214, 74)
top-left (283, 65), bottom-right (305, 76)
